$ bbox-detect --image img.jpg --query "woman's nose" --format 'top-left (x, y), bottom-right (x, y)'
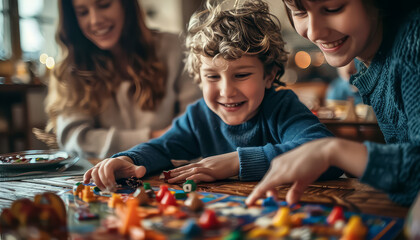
top-left (306, 14), bottom-right (328, 42)
top-left (89, 9), bottom-right (101, 26)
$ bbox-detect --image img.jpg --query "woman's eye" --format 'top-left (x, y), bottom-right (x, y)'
top-left (324, 6), bottom-right (343, 13)
top-left (98, 2), bottom-right (111, 9)
top-left (75, 10), bottom-right (88, 17)
top-left (292, 11), bottom-right (307, 17)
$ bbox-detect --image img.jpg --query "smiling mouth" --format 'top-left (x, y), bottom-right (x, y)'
top-left (320, 36), bottom-right (348, 49)
top-left (93, 27), bottom-right (113, 36)
top-left (220, 102), bottom-right (245, 108)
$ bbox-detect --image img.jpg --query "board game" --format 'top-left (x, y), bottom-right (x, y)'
top-left (63, 179), bottom-right (404, 240)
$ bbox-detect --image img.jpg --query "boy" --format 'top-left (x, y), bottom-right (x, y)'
top-left (83, 0), bottom-right (342, 191)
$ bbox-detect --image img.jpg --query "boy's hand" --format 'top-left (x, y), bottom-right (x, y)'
top-left (167, 152), bottom-right (239, 183)
top-left (83, 156), bottom-right (146, 192)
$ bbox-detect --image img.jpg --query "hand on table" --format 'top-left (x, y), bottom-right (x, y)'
top-left (167, 152), bottom-right (239, 183)
top-left (83, 156), bottom-right (146, 192)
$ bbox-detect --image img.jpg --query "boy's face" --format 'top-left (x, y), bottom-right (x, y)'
top-left (199, 55), bottom-right (273, 126)
top-left (285, 0), bottom-right (382, 67)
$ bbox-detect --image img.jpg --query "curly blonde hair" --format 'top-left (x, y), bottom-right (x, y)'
top-left (185, 0), bottom-right (288, 85)
top-left (45, 0), bottom-right (166, 133)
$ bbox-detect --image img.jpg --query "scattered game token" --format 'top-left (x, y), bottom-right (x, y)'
top-left (184, 192), bottom-right (204, 212)
top-left (162, 171), bottom-right (171, 182)
top-left (183, 180), bottom-right (197, 193)
top-left (262, 196), bottom-right (277, 207)
top-left (133, 187), bottom-right (150, 206)
top-left (174, 192), bottom-right (187, 200)
top-left (143, 182), bottom-right (151, 190)
top-left (198, 209), bottom-right (220, 230)
top-left (156, 185), bottom-right (169, 202)
top-left (182, 219), bottom-right (202, 237)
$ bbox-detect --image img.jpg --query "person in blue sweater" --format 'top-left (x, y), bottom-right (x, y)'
top-left (247, 0), bottom-right (420, 206)
top-left (83, 0), bottom-right (342, 191)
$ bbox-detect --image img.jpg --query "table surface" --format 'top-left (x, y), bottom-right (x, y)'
top-left (0, 173), bottom-right (408, 219)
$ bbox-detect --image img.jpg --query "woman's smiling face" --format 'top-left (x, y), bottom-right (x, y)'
top-left (285, 0), bottom-right (382, 67)
top-left (73, 0), bottom-right (124, 52)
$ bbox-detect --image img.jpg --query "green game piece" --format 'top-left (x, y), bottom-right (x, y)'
top-left (183, 180), bottom-right (197, 193)
top-left (93, 186), bottom-right (101, 192)
top-left (174, 192), bottom-right (187, 199)
top-left (143, 182), bottom-right (151, 190)
top-left (223, 230), bottom-right (243, 240)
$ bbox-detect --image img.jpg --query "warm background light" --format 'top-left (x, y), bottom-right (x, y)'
top-left (39, 53), bottom-right (48, 64)
top-left (294, 51), bottom-right (311, 69)
top-left (45, 57), bottom-right (55, 69)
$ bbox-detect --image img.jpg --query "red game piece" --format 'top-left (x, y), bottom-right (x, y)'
top-left (198, 209), bottom-right (220, 229)
top-left (162, 171), bottom-right (171, 182)
top-left (327, 206), bottom-right (345, 225)
top-left (156, 185), bottom-right (169, 202)
top-left (160, 191), bottom-right (178, 207)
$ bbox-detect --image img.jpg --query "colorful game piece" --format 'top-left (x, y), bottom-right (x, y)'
top-left (342, 216), bottom-right (368, 240)
top-left (184, 192), bottom-right (204, 212)
top-left (82, 185), bottom-right (96, 203)
top-left (262, 196), bottom-right (277, 207)
top-left (143, 182), bottom-right (151, 190)
top-left (327, 206), bottom-right (345, 225)
top-left (119, 198), bottom-right (141, 235)
top-left (272, 207), bottom-right (291, 227)
top-left (162, 171), bottom-right (171, 182)
top-left (198, 209), bottom-right (220, 230)
top-left (108, 193), bottom-right (123, 208)
top-left (156, 185), bottom-right (169, 203)
top-left (160, 191), bottom-right (178, 207)
top-left (223, 230), bottom-right (243, 240)
top-left (75, 209), bottom-right (99, 221)
top-left (181, 219), bottom-right (202, 237)
top-left (183, 180), bottom-right (197, 193)
top-left (174, 192), bottom-right (187, 200)
top-left (133, 187), bottom-right (150, 206)
top-left (73, 182), bottom-right (84, 196)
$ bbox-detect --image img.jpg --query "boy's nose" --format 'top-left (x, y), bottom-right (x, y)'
top-left (219, 80), bottom-right (236, 97)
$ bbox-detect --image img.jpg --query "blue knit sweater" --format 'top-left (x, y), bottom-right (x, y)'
top-left (350, 9), bottom-right (420, 206)
top-left (113, 87), bottom-right (342, 181)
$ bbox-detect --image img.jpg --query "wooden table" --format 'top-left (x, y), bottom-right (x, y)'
top-left (0, 174), bottom-right (408, 219)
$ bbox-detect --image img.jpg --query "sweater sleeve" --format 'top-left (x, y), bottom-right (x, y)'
top-left (56, 113), bottom-right (151, 160)
top-left (360, 12), bottom-right (420, 206)
top-left (238, 90), bottom-right (342, 181)
top-left (112, 106), bottom-right (202, 176)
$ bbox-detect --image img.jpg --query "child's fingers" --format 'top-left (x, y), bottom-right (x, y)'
top-left (135, 166), bottom-right (146, 178)
top-left (91, 167), bottom-right (106, 190)
top-left (187, 173), bottom-right (215, 183)
top-left (286, 181), bottom-right (309, 204)
top-left (245, 177), bottom-right (281, 206)
top-left (266, 189), bottom-right (278, 201)
top-left (83, 168), bottom-right (93, 184)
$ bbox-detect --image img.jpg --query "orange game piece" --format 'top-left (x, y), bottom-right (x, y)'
top-left (108, 193), bottom-right (123, 208)
top-left (82, 185), bottom-right (96, 203)
top-left (341, 216), bottom-right (368, 240)
top-left (119, 197), bottom-right (141, 235)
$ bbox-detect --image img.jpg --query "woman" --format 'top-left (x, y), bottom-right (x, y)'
top-left (44, 0), bottom-right (201, 159)
top-left (247, 0), bottom-right (420, 206)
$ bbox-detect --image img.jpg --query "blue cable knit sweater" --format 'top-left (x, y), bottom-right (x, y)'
top-left (113, 87), bottom-right (342, 181)
top-left (350, 9), bottom-right (420, 206)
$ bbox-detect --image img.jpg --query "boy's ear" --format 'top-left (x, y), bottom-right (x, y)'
top-left (264, 69), bottom-right (276, 89)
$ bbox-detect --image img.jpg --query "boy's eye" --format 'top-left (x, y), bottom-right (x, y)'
top-left (205, 75), bottom-right (220, 81)
top-left (235, 73), bottom-right (252, 79)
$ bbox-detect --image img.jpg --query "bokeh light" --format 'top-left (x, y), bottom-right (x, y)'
top-left (294, 51), bottom-right (311, 69)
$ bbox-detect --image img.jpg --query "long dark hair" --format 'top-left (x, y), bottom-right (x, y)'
top-left (46, 0), bottom-right (166, 132)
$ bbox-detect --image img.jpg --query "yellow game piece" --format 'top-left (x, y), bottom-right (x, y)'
top-left (82, 185), bottom-right (96, 203)
top-left (247, 227), bottom-right (275, 238)
top-left (272, 207), bottom-right (291, 227)
top-left (108, 193), bottom-right (123, 208)
top-left (73, 183), bottom-right (84, 196)
top-left (341, 215), bottom-right (368, 240)
top-left (274, 226), bottom-right (290, 237)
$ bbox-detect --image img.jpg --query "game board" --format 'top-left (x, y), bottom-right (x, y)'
top-left (66, 180), bottom-right (404, 240)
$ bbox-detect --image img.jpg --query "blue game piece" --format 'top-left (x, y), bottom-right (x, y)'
top-left (181, 219), bottom-right (202, 237)
top-left (262, 196), bottom-right (277, 207)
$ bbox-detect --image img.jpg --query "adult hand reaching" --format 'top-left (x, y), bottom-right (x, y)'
top-left (245, 138), bottom-right (367, 206)
top-left (83, 156), bottom-right (146, 192)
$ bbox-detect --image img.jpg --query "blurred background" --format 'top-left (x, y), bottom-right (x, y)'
top-left (0, 0), bottom-right (353, 154)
